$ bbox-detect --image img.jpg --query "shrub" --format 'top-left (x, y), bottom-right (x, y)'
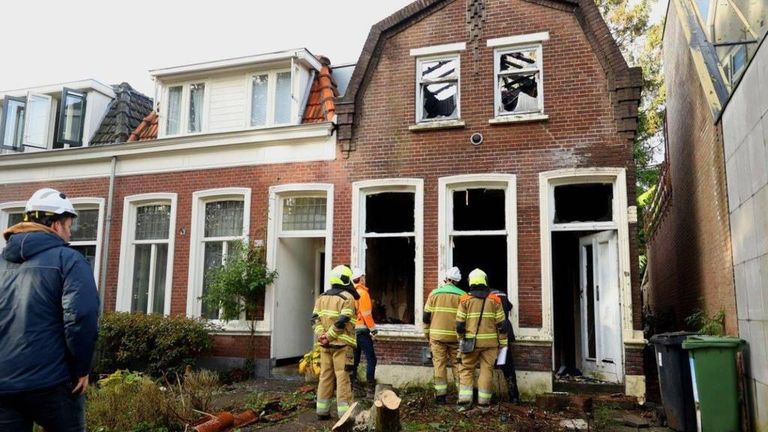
top-left (87, 371), bottom-right (173, 432)
top-left (96, 312), bottom-right (213, 377)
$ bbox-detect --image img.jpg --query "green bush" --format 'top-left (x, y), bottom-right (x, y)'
top-left (87, 371), bottom-right (173, 432)
top-left (96, 312), bottom-right (213, 377)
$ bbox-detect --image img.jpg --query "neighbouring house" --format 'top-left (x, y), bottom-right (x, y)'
top-left (645, 0), bottom-right (768, 427)
top-left (0, 0), bottom-right (645, 399)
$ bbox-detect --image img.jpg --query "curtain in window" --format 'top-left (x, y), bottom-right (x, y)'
top-left (251, 75), bottom-right (268, 126)
top-left (274, 72), bottom-right (292, 124)
top-left (136, 205), bottom-right (171, 240)
top-left (131, 244), bottom-right (152, 313)
top-left (188, 83), bottom-right (205, 133)
top-left (166, 87), bottom-right (182, 135)
top-left (204, 201), bottom-right (244, 237)
top-left (202, 242), bottom-right (224, 319)
top-left (152, 244), bottom-right (168, 314)
top-left (70, 209), bottom-right (99, 242)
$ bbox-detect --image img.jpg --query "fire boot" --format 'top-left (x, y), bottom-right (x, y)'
top-left (507, 382), bottom-right (520, 404)
top-left (366, 382), bottom-right (376, 399)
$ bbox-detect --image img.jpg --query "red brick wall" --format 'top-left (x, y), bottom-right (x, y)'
top-left (648, 3), bottom-right (737, 334)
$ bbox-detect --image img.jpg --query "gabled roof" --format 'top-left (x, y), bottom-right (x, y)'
top-left (303, 56), bottom-right (339, 123)
top-left (335, 0), bottom-right (643, 150)
top-left (90, 83), bottom-right (153, 146)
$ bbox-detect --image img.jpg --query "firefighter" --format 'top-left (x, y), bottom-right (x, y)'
top-left (423, 266), bottom-right (464, 404)
top-left (490, 287), bottom-right (520, 403)
top-left (351, 268), bottom-right (378, 398)
top-left (456, 268), bottom-right (508, 409)
top-left (312, 265), bottom-right (359, 420)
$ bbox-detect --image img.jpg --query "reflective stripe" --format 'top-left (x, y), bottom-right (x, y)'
top-left (459, 387), bottom-right (473, 396)
top-left (316, 310), bottom-right (341, 317)
top-left (430, 306), bottom-right (458, 313)
top-left (425, 305), bottom-right (433, 312)
top-left (428, 329), bottom-right (458, 336)
top-left (456, 311), bottom-right (467, 318)
top-left (337, 402), bottom-right (350, 416)
top-left (338, 334), bottom-right (357, 346)
top-left (474, 333), bottom-right (501, 339)
top-left (478, 389), bottom-right (493, 404)
top-left (316, 399), bottom-right (331, 414)
top-left (340, 308), bottom-right (354, 316)
top-left (499, 339), bottom-right (509, 346)
top-left (327, 327), bottom-right (338, 338)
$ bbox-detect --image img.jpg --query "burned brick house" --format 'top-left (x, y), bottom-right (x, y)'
top-left (0, 0), bottom-right (643, 398)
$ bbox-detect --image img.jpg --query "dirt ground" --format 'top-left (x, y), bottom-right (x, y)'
top-left (207, 377), bottom-right (673, 432)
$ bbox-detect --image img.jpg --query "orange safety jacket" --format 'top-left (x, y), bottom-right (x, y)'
top-left (355, 283), bottom-right (376, 332)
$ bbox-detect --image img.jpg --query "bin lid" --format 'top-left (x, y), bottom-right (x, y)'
top-left (649, 331), bottom-right (697, 346)
top-left (682, 335), bottom-right (744, 350)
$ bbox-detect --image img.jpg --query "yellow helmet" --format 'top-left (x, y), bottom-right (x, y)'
top-left (468, 268), bottom-right (487, 287)
top-left (329, 265), bottom-right (353, 286)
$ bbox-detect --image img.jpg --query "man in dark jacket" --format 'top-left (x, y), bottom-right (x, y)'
top-left (0, 188), bottom-right (100, 432)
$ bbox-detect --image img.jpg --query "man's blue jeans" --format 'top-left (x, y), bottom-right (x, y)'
top-left (0, 382), bottom-right (85, 432)
top-left (353, 330), bottom-right (377, 383)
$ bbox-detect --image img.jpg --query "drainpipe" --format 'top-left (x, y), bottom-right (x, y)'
top-left (98, 156), bottom-right (117, 314)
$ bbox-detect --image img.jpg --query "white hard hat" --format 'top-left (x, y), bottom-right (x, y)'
top-left (25, 188), bottom-right (78, 217)
top-left (445, 266), bottom-right (462, 282)
top-left (352, 267), bottom-right (365, 281)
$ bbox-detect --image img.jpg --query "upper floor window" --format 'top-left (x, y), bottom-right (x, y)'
top-left (1, 88), bottom-right (88, 151)
top-left (494, 45), bottom-right (543, 116)
top-left (164, 82), bottom-right (207, 136)
top-left (249, 70), bottom-right (292, 127)
top-left (416, 56), bottom-right (460, 122)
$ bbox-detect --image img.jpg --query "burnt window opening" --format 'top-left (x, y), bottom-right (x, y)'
top-left (365, 192), bottom-right (415, 233)
top-left (554, 184), bottom-right (613, 224)
top-left (418, 57), bottom-right (459, 121)
top-left (452, 188), bottom-right (505, 231)
top-left (366, 237), bottom-right (415, 324)
top-left (451, 235), bottom-right (508, 292)
top-left (495, 46), bottom-right (543, 116)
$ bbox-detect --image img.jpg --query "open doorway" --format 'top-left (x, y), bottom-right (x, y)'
top-left (550, 182), bottom-right (623, 386)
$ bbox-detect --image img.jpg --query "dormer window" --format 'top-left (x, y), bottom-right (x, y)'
top-left (57, 88), bottom-right (87, 146)
top-left (163, 82), bottom-right (207, 136)
top-left (249, 70), bottom-right (292, 127)
top-left (0, 96), bottom-right (25, 150)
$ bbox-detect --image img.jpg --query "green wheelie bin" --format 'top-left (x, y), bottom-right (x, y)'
top-left (681, 335), bottom-right (744, 432)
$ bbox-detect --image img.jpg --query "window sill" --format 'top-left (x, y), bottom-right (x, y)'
top-left (489, 113), bottom-right (549, 124)
top-left (409, 120), bottom-right (466, 132)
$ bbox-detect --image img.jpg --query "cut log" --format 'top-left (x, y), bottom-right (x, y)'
top-left (374, 383), bottom-right (394, 399)
top-left (373, 389), bottom-right (402, 432)
top-left (332, 402), bottom-right (365, 432)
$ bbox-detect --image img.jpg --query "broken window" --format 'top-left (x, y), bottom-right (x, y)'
top-left (495, 46), bottom-right (543, 116)
top-left (417, 56), bottom-right (459, 121)
top-left (363, 191), bottom-right (416, 324)
top-left (450, 188), bottom-right (508, 292)
top-left (553, 184), bottom-right (613, 223)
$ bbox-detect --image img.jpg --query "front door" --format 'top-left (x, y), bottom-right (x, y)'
top-left (578, 231), bottom-right (622, 383)
top-left (272, 237), bottom-right (324, 360)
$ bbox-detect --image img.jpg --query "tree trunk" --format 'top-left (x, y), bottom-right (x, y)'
top-left (332, 402), bottom-right (365, 432)
top-left (373, 389), bottom-right (401, 432)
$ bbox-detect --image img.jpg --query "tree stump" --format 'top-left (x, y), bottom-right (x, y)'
top-left (373, 389), bottom-right (401, 432)
top-left (332, 402), bottom-right (365, 432)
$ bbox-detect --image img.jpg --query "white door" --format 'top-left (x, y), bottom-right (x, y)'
top-left (579, 231), bottom-right (622, 383)
top-left (272, 237), bottom-right (323, 359)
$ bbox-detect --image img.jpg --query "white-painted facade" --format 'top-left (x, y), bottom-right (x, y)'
top-left (721, 35), bottom-right (768, 432)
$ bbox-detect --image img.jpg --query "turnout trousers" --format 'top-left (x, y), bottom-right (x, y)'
top-left (458, 347), bottom-right (499, 405)
top-left (316, 346), bottom-right (354, 418)
top-left (429, 340), bottom-right (462, 396)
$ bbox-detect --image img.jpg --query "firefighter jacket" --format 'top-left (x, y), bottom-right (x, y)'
top-left (312, 285), bottom-right (359, 348)
top-left (354, 283), bottom-right (376, 332)
top-left (422, 283), bottom-right (464, 343)
top-left (456, 288), bottom-right (508, 348)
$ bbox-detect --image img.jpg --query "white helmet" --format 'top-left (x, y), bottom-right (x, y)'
top-left (25, 188), bottom-right (78, 217)
top-left (445, 266), bottom-right (462, 282)
top-left (352, 267), bottom-right (365, 281)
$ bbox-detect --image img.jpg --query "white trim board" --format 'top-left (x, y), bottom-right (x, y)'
top-left (351, 178), bottom-right (424, 335)
top-left (410, 42), bottom-right (467, 57)
top-left (487, 32), bottom-right (550, 47)
top-left (115, 193), bottom-right (178, 315)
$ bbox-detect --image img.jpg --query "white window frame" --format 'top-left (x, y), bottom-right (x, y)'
top-left (116, 193), bottom-right (177, 315)
top-left (492, 44), bottom-right (545, 118)
top-left (415, 54), bottom-right (461, 123)
top-left (186, 187), bottom-right (255, 331)
top-left (22, 92), bottom-right (52, 149)
top-left (351, 178), bottom-right (424, 335)
top-left (437, 174), bottom-right (521, 336)
top-left (0, 201), bottom-right (26, 249)
top-left (160, 80), bottom-right (210, 137)
top-left (244, 68), bottom-right (294, 129)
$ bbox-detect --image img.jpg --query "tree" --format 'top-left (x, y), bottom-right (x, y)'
top-left (202, 240), bottom-right (278, 372)
top-left (596, 0), bottom-right (666, 259)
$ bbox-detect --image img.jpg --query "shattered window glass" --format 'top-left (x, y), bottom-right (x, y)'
top-left (496, 47), bottom-right (543, 115)
top-left (418, 57), bottom-right (459, 121)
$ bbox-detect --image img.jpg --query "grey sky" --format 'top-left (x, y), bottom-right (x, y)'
top-left (1, 0), bottom-right (665, 96)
